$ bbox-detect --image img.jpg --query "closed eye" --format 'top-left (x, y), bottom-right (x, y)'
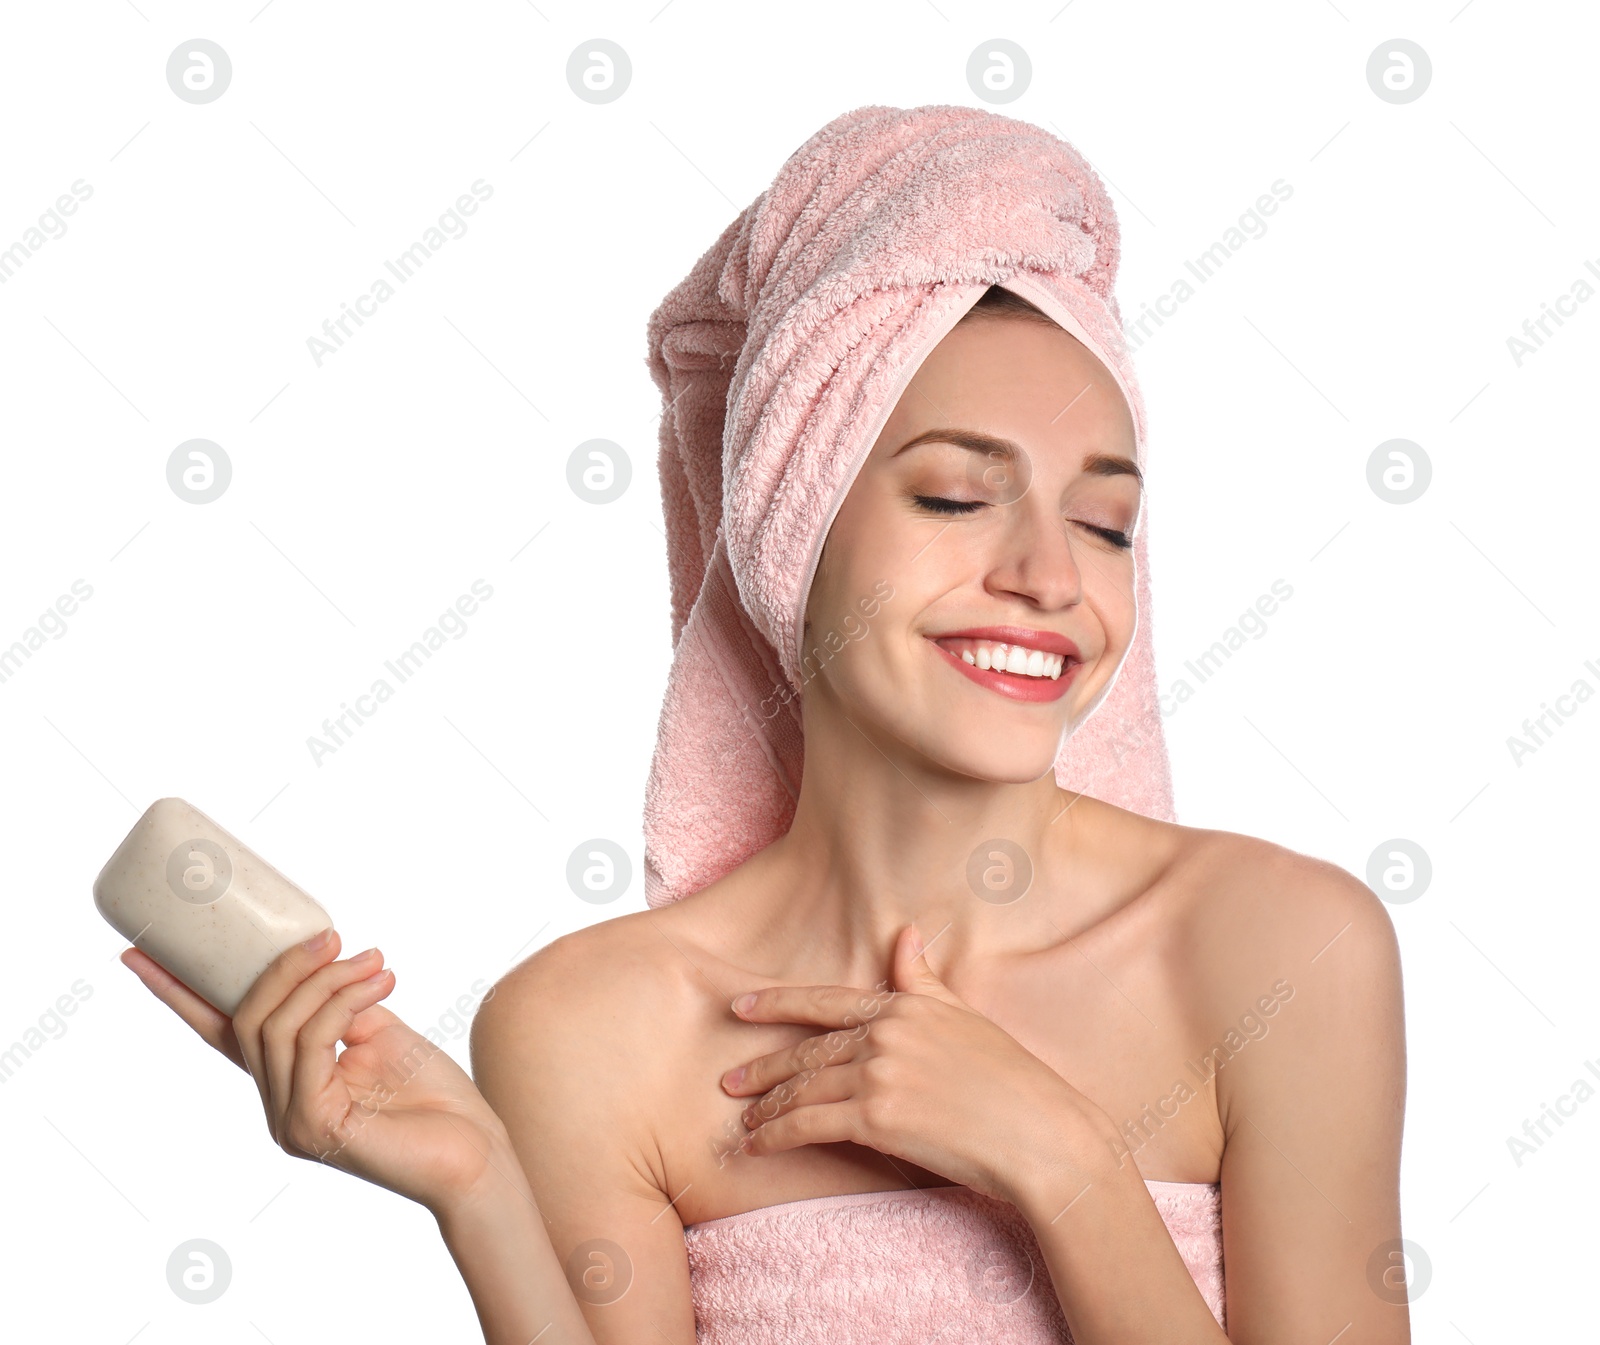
top-left (911, 494), bottom-right (1132, 550)
top-left (1081, 524), bottom-right (1133, 550)
top-left (912, 493), bottom-right (983, 516)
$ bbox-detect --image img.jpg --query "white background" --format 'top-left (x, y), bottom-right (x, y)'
top-left (2, 1), bottom-right (1594, 1340)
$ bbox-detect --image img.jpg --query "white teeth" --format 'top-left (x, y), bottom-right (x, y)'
top-left (943, 639), bottom-right (1066, 680)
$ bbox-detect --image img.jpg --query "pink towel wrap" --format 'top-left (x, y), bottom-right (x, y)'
top-left (641, 104), bottom-right (1175, 907)
top-left (682, 1179), bottom-right (1225, 1343)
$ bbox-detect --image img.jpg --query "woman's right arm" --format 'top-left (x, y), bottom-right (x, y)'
top-left (431, 1143), bottom-right (601, 1345)
top-left (121, 923), bottom-right (692, 1344)
top-left (468, 931), bottom-right (700, 1345)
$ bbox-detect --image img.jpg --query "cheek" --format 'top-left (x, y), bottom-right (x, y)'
top-left (1078, 553), bottom-right (1138, 641)
top-left (811, 566), bottom-right (901, 660)
top-left (800, 540), bottom-right (925, 690)
top-left (812, 508), bottom-right (909, 615)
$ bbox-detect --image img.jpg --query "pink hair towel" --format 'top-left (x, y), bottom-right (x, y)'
top-left (642, 103), bottom-right (1174, 908)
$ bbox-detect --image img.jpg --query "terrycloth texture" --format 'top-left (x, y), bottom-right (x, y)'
top-left (682, 1179), bottom-right (1225, 1343)
top-left (643, 103), bottom-right (1175, 907)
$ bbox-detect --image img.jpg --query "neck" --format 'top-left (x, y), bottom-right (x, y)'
top-left (745, 701), bottom-right (1097, 991)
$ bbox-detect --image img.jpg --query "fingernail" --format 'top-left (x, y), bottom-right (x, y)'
top-left (302, 928), bottom-right (333, 950)
top-left (722, 1066), bottom-right (745, 1089)
top-left (733, 993), bottom-right (757, 1015)
top-left (353, 946), bottom-right (380, 961)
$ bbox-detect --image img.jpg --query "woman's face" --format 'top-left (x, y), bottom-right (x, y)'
top-left (801, 311), bottom-right (1142, 783)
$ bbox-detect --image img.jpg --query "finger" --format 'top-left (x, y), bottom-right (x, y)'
top-left (722, 1026), bottom-right (864, 1097)
top-left (741, 1096), bottom-right (859, 1156)
top-left (732, 983), bottom-right (892, 1029)
top-left (120, 947), bottom-right (245, 1070)
top-left (260, 949), bottom-right (387, 1138)
top-left (338, 1002), bottom-right (403, 1047)
top-left (232, 929), bottom-right (345, 1116)
top-left (893, 922), bottom-right (966, 1005)
top-left (743, 1061), bottom-right (859, 1130)
top-left (285, 966), bottom-right (400, 1162)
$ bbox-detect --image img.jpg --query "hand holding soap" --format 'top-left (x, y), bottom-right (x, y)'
top-left (94, 798), bottom-right (333, 1016)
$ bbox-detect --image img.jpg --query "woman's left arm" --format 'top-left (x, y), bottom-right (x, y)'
top-left (721, 862), bottom-right (1407, 1345)
top-left (721, 924), bottom-right (1231, 1343)
top-left (1006, 859), bottom-right (1410, 1345)
top-left (1197, 856), bottom-right (1411, 1345)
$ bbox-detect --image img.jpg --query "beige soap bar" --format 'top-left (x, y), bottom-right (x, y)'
top-left (94, 797), bottom-right (333, 1016)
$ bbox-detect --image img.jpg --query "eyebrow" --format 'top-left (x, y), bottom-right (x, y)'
top-left (891, 426), bottom-right (1143, 486)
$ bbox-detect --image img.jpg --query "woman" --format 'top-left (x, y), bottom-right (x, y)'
top-left (121, 106), bottom-right (1408, 1344)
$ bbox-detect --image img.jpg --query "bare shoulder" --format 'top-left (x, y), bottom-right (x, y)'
top-left (468, 910), bottom-right (708, 1207)
top-left (1135, 824), bottom-right (1410, 1338)
top-left (471, 908), bottom-right (694, 1121)
top-left (1161, 823), bottom-right (1401, 971)
top-left (1164, 818), bottom-right (1401, 985)
top-left (467, 911), bottom-right (703, 1341)
top-left (476, 908), bottom-right (684, 1019)
top-left (1080, 796), bottom-right (1399, 987)
top-left (1149, 822), bottom-right (1407, 1121)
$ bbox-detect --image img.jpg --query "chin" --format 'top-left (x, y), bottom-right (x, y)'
top-left (927, 735), bottom-right (1063, 786)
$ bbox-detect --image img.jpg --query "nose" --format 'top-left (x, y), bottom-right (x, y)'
top-left (984, 496), bottom-right (1086, 611)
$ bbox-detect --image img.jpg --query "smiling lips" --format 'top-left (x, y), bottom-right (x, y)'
top-left (926, 626), bottom-right (1082, 703)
